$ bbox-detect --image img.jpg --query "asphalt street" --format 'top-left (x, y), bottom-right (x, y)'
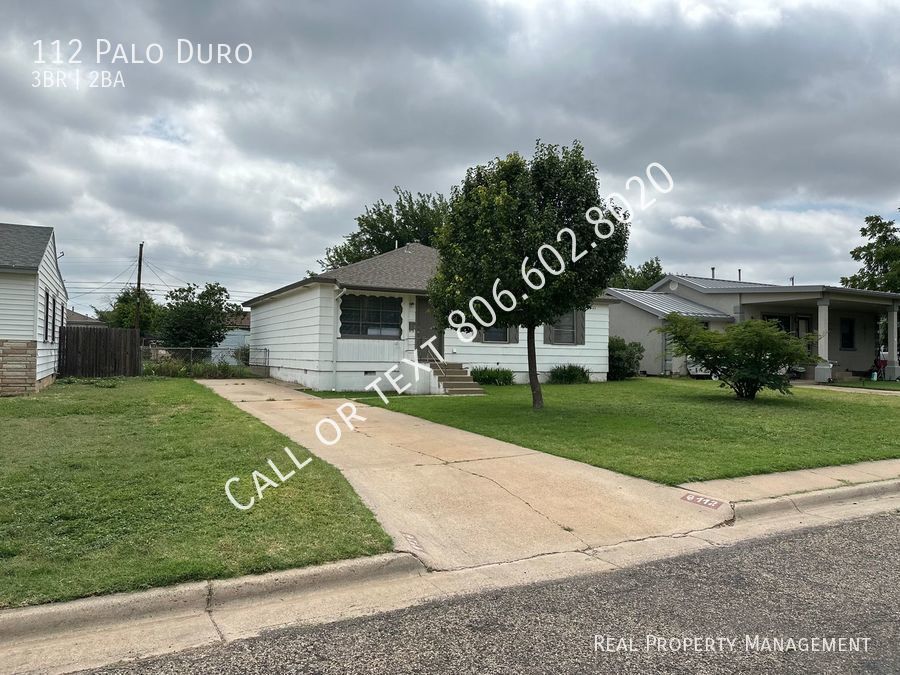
top-left (88, 511), bottom-right (900, 675)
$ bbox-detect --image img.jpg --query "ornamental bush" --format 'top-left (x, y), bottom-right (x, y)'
top-left (469, 366), bottom-right (515, 386)
top-left (660, 314), bottom-right (819, 400)
top-left (608, 336), bottom-right (645, 381)
top-left (547, 364), bottom-right (591, 384)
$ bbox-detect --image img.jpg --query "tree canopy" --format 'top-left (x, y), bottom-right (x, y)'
top-left (840, 209), bottom-right (900, 293)
top-left (429, 140), bottom-right (629, 409)
top-left (158, 283), bottom-right (244, 349)
top-left (661, 314), bottom-right (818, 400)
top-left (318, 187), bottom-right (449, 270)
top-left (609, 257), bottom-right (664, 290)
top-left (93, 287), bottom-right (163, 335)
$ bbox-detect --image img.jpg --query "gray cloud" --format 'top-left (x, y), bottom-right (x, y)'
top-left (2, 0), bottom-right (898, 313)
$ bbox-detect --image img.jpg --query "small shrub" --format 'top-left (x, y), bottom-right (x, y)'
top-left (547, 364), bottom-right (590, 384)
top-left (608, 336), bottom-right (645, 381)
top-left (469, 366), bottom-right (515, 386)
top-left (660, 314), bottom-right (819, 400)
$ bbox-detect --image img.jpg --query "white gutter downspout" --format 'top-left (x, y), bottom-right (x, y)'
top-left (332, 287), bottom-right (346, 391)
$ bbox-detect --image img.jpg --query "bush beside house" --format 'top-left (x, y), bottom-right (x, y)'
top-left (608, 336), bottom-right (645, 381)
top-left (548, 364), bottom-right (591, 384)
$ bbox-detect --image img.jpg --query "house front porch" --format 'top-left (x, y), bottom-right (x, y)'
top-left (741, 290), bottom-right (899, 382)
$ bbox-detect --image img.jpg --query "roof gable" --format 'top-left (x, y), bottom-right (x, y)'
top-left (0, 222), bottom-right (54, 271)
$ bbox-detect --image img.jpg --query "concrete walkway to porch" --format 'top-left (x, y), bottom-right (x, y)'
top-left (198, 379), bottom-right (727, 572)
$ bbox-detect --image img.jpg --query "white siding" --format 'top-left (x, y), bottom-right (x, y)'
top-left (249, 283), bottom-right (333, 388)
top-left (445, 302), bottom-right (611, 382)
top-left (35, 235), bottom-right (67, 380)
top-left (251, 287), bottom-right (612, 390)
top-left (0, 272), bottom-right (37, 340)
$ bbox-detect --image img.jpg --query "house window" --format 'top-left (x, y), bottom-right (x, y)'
top-left (549, 311), bottom-right (576, 344)
top-left (840, 318), bottom-right (856, 350)
top-left (762, 314), bottom-right (791, 333)
top-left (340, 294), bottom-right (402, 338)
top-left (51, 296), bottom-right (57, 342)
top-left (43, 290), bottom-right (50, 341)
top-left (482, 325), bottom-right (509, 343)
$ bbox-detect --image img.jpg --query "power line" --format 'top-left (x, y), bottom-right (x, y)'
top-left (67, 260), bottom-right (138, 299)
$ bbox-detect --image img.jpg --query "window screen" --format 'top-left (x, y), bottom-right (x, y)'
top-left (340, 294), bottom-right (402, 338)
top-left (550, 311), bottom-right (576, 344)
top-left (483, 325), bottom-right (509, 343)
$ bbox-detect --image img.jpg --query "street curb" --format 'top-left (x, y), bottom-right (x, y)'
top-left (0, 552), bottom-right (423, 643)
top-left (210, 552), bottom-right (426, 607)
top-left (733, 478), bottom-right (900, 522)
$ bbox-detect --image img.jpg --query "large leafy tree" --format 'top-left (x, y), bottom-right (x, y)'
top-left (661, 314), bottom-right (818, 400)
top-left (840, 209), bottom-right (900, 293)
top-left (159, 283), bottom-right (243, 348)
top-left (94, 287), bottom-right (163, 335)
top-left (609, 257), bottom-right (664, 290)
top-left (429, 140), bottom-right (629, 409)
top-left (318, 187), bottom-right (449, 270)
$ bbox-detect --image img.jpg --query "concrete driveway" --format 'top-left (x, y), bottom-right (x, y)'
top-left (199, 379), bottom-right (727, 571)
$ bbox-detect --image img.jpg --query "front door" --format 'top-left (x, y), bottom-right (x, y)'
top-left (415, 298), bottom-right (444, 361)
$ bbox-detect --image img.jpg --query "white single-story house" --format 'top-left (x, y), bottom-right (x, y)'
top-left (0, 223), bottom-right (68, 395)
top-left (607, 273), bottom-right (900, 382)
top-left (246, 243), bottom-right (614, 393)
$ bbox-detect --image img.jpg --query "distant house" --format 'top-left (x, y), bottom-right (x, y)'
top-left (607, 273), bottom-right (900, 381)
top-left (0, 223), bottom-right (68, 395)
top-left (213, 312), bottom-right (251, 364)
top-left (246, 243), bottom-right (614, 393)
top-left (66, 309), bottom-right (104, 327)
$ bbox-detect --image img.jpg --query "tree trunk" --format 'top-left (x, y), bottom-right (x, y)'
top-left (526, 325), bottom-right (544, 410)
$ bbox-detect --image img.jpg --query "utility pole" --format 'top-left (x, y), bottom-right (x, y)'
top-left (135, 242), bottom-right (144, 334)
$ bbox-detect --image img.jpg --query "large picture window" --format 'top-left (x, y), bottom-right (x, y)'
top-left (340, 294), bottom-right (402, 338)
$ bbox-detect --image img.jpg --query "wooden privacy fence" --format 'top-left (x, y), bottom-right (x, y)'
top-left (59, 326), bottom-right (142, 377)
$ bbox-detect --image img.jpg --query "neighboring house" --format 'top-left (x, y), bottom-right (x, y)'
top-left (213, 312), bottom-right (251, 365)
top-left (607, 273), bottom-right (900, 382)
top-left (246, 243), bottom-right (614, 392)
top-left (606, 288), bottom-right (734, 376)
top-left (65, 309), bottom-right (104, 327)
top-left (0, 223), bottom-right (68, 395)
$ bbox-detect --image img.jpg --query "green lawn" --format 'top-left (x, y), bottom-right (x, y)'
top-left (0, 378), bottom-right (391, 608)
top-left (376, 378), bottom-right (900, 485)
top-left (826, 380), bottom-right (900, 391)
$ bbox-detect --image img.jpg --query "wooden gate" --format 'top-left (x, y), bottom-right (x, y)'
top-left (59, 327), bottom-right (142, 377)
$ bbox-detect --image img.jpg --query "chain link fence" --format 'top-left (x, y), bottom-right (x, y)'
top-left (142, 345), bottom-right (269, 377)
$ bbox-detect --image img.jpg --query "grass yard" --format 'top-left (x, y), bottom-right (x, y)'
top-left (0, 378), bottom-right (391, 608)
top-left (377, 378), bottom-right (900, 485)
top-left (825, 380), bottom-right (900, 391)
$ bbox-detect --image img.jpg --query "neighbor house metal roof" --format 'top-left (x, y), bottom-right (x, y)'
top-left (245, 243), bottom-right (439, 306)
top-left (605, 288), bottom-right (734, 320)
top-left (669, 274), bottom-right (774, 289)
top-left (0, 222), bottom-right (53, 271)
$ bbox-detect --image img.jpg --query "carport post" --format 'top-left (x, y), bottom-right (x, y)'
top-left (814, 298), bottom-right (832, 383)
top-left (887, 304), bottom-right (900, 381)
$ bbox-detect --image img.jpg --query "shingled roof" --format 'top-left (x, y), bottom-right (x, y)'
top-left (0, 223), bottom-right (54, 271)
top-left (245, 243), bottom-right (439, 306)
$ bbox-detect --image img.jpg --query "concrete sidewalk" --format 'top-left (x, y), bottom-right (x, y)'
top-left (198, 379), bottom-right (728, 571)
top-left (681, 458), bottom-right (900, 502)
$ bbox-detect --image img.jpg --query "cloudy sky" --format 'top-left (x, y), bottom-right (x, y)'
top-left (3, 0), bottom-right (899, 313)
